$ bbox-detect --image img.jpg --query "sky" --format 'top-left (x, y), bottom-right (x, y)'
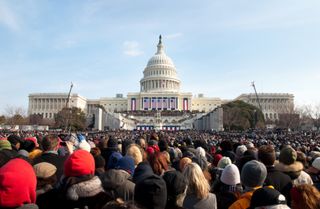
top-left (0, 0), bottom-right (320, 115)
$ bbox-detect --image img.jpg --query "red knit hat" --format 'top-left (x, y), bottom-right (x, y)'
top-left (64, 150), bottom-right (95, 177)
top-left (0, 158), bottom-right (37, 208)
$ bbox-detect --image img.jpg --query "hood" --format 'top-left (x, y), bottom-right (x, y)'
top-left (100, 169), bottom-right (131, 189)
top-left (132, 161), bottom-right (154, 183)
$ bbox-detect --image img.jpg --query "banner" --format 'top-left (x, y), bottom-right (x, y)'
top-left (131, 98), bottom-right (136, 111)
top-left (143, 98), bottom-right (150, 110)
top-left (183, 98), bottom-right (188, 111)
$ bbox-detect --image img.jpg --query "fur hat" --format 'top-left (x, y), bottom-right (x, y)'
top-left (0, 140), bottom-right (12, 151)
top-left (217, 156), bottom-right (232, 169)
top-left (221, 164), bottom-right (241, 186)
top-left (241, 160), bottom-right (267, 188)
top-left (64, 150), bottom-right (95, 177)
top-left (249, 187), bottom-right (288, 209)
top-left (0, 158), bottom-right (37, 208)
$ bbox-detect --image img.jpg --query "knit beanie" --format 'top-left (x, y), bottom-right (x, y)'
top-left (116, 156), bottom-right (135, 176)
top-left (0, 140), bottom-right (12, 151)
top-left (163, 170), bottom-right (187, 202)
top-left (221, 164), bottom-right (241, 186)
top-left (279, 146), bottom-right (297, 165)
top-left (64, 150), bottom-right (95, 177)
top-left (217, 156), bottom-right (232, 169)
top-left (33, 162), bottom-right (57, 179)
top-left (107, 152), bottom-right (123, 169)
top-left (134, 174), bottom-right (167, 209)
top-left (0, 158), bottom-right (36, 208)
top-left (241, 160), bottom-right (267, 188)
top-left (78, 140), bottom-right (91, 152)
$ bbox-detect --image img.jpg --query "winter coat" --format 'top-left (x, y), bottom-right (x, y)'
top-left (228, 187), bottom-right (261, 209)
top-left (264, 166), bottom-right (292, 203)
top-left (213, 181), bottom-right (242, 209)
top-left (1, 204), bottom-right (39, 209)
top-left (100, 169), bottom-right (135, 201)
top-left (183, 193), bottom-right (217, 209)
top-left (57, 176), bottom-right (110, 209)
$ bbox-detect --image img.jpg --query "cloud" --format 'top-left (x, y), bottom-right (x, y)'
top-left (123, 41), bottom-right (143, 56)
top-left (165, 33), bottom-right (183, 39)
top-left (0, 2), bottom-right (19, 31)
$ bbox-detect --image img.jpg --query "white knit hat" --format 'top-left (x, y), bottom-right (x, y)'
top-left (221, 164), bottom-right (241, 185)
top-left (312, 157), bottom-right (320, 170)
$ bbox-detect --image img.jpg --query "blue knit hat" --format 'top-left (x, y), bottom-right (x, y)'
top-left (107, 152), bottom-right (122, 169)
top-left (116, 156), bottom-right (135, 176)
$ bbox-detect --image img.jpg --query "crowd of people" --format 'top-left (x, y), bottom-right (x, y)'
top-left (0, 129), bottom-right (320, 209)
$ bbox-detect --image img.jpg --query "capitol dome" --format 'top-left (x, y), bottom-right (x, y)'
top-left (140, 35), bottom-right (181, 93)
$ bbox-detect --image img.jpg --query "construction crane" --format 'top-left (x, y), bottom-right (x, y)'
top-left (251, 81), bottom-right (262, 110)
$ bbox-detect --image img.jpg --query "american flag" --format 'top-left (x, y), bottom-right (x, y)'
top-left (157, 98), bottom-right (162, 109)
top-left (163, 97), bottom-right (168, 109)
top-left (170, 97), bottom-right (176, 109)
top-left (151, 97), bottom-right (156, 109)
top-left (143, 98), bottom-right (150, 109)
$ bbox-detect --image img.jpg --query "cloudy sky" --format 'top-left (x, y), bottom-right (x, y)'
top-left (0, 0), bottom-right (320, 115)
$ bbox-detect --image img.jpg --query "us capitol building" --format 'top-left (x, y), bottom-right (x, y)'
top-left (28, 36), bottom-right (294, 130)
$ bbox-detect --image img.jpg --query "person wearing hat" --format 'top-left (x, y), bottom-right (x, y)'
top-left (163, 170), bottom-right (187, 209)
top-left (306, 156), bottom-right (320, 190)
top-left (100, 156), bottom-right (136, 201)
top-left (0, 158), bottom-right (38, 209)
top-left (134, 162), bottom-right (167, 209)
top-left (258, 145), bottom-right (292, 203)
top-left (33, 162), bottom-right (60, 209)
top-left (56, 150), bottom-right (110, 209)
top-left (275, 146), bottom-right (312, 185)
top-left (248, 187), bottom-right (289, 209)
top-left (229, 160), bottom-right (267, 209)
top-left (33, 134), bottom-right (68, 180)
top-left (0, 139), bottom-right (12, 151)
top-left (213, 164), bottom-right (243, 209)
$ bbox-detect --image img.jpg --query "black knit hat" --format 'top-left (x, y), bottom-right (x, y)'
top-left (134, 174), bottom-right (167, 209)
top-left (162, 170), bottom-right (187, 203)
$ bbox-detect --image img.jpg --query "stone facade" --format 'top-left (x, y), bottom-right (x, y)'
top-left (235, 93), bottom-right (294, 121)
top-left (27, 36), bottom-right (294, 125)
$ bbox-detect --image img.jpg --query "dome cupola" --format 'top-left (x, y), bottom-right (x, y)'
top-left (140, 35), bottom-right (181, 93)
